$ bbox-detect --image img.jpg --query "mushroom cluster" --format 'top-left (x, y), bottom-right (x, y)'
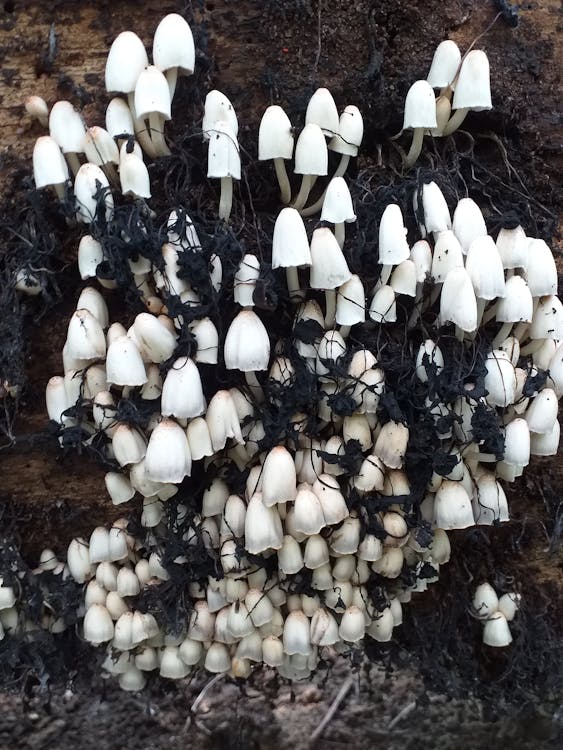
top-left (402, 40), bottom-right (492, 166)
top-left (7, 14), bottom-right (560, 692)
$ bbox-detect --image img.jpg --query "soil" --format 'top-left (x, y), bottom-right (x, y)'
top-left (0, 0), bottom-right (562, 747)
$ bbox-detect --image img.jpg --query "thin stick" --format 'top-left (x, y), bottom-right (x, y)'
top-left (310, 675), bottom-right (354, 743)
top-left (191, 673), bottom-right (226, 714)
top-left (387, 700), bottom-right (416, 730)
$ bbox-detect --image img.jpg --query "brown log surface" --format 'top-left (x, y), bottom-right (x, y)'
top-left (0, 0), bottom-right (561, 715)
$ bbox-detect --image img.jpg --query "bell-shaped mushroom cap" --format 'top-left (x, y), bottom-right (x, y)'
top-left (431, 230), bottom-right (463, 282)
top-left (106, 335), bottom-right (147, 386)
top-left (206, 390), bottom-right (244, 451)
top-left (426, 40), bottom-right (462, 88)
top-left (83, 127), bottom-right (119, 167)
top-left (452, 198), bottom-right (487, 253)
top-left (294, 123), bottom-right (328, 176)
top-left (525, 239), bottom-right (557, 296)
top-left (336, 275), bottom-right (366, 326)
top-left (504, 418), bottom-right (530, 467)
top-left (234, 254), bottom-right (260, 307)
top-left (403, 80), bottom-right (437, 129)
top-left (202, 90), bottom-right (238, 139)
top-left (440, 268), bottom-right (478, 332)
top-left (49, 100), bottom-right (87, 155)
top-left (484, 350), bottom-right (516, 407)
top-left (224, 309), bottom-right (270, 371)
top-left (161, 356), bottom-right (206, 419)
top-left (106, 98), bottom-right (135, 139)
top-left (530, 419), bottom-right (560, 456)
top-left (525, 387), bottom-right (558, 434)
top-left (329, 105), bottom-right (363, 156)
top-left (105, 31), bottom-right (149, 94)
top-left (153, 13), bottom-right (195, 76)
top-left (305, 87), bottom-right (340, 136)
top-left (145, 418), bottom-right (191, 484)
top-left (378, 204), bottom-right (410, 266)
top-left (258, 105), bottom-right (294, 160)
top-left (434, 479), bottom-right (475, 530)
top-left (207, 121), bottom-right (241, 179)
top-left (134, 66), bottom-right (171, 120)
top-left (309, 227), bottom-right (352, 289)
top-left (465, 235), bottom-right (506, 300)
top-left (245, 492), bottom-right (283, 554)
top-left (133, 312), bottom-right (177, 363)
top-left (33, 135), bottom-right (69, 189)
top-left (415, 340), bottom-right (444, 383)
top-left (529, 296), bottom-right (563, 340)
top-left (496, 225), bottom-right (528, 270)
top-left (482, 612), bottom-right (512, 647)
top-left (369, 285), bottom-right (397, 323)
top-left (473, 473), bottom-right (509, 525)
top-left (74, 163), bottom-right (114, 224)
top-left (320, 177), bottom-right (356, 224)
top-left (496, 276), bottom-right (533, 323)
top-left (261, 446), bottom-right (297, 507)
top-left (66, 309), bottom-right (106, 360)
top-left (119, 151), bottom-right (151, 198)
top-left (417, 181), bottom-right (451, 235)
top-left (410, 239), bottom-right (432, 282)
top-left (272, 208), bottom-right (311, 269)
top-left (390, 260), bottom-right (417, 297)
top-left (452, 50), bottom-right (492, 111)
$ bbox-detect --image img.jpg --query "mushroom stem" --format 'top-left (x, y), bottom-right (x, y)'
top-left (292, 174), bottom-right (316, 211)
top-left (149, 113), bottom-right (171, 157)
top-left (334, 222), bottom-right (345, 249)
top-left (66, 152), bottom-right (82, 177)
top-left (339, 325), bottom-right (351, 338)
top-left (128, 94), bottom-right (158, 160)
top-left (491, 322), bottom-right (513, 349)
top-left (482, 301), bottom-right (499, 325)
top-left (165, 68), bottom-right (178, 102)
top-left (245, 370), bottom-right (265, 403)
top-left (53, 183), bottom-right (66, 202)
top-left (475, 298), bottom-right (487, 329)
top-left (218, 176), bottom-right (233, 221)
top-left (407, 284), bottom-right (424, 328)
top-left (404, 128), bottom-right (425, 168)
top-left (379, 265), bottom-right (393, 287)
top-left (520, 338), bottom-right (546, 356)
top-left (441, 108), bottom-right (469, 137)
top-left (324, 290), bottom-right (337, 328)
top-left (455, 325), bottom-right (465, 342)
top-left (514, 299), bottom-right (539, 341)
top-left (273, 158), bottom-right (292, 204)
top-left (102, 162), bottom-right (120, 189)
top-left (286, 267), bottom-right (304, 303)
top-left (300, 154), bottom-right (352, 217)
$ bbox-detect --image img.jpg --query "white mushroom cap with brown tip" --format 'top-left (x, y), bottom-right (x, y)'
top-left (224, 310), bottom-right (270, 371)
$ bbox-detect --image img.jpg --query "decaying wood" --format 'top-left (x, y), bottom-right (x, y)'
top-left (0, 0), bottom-right (561, 610)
